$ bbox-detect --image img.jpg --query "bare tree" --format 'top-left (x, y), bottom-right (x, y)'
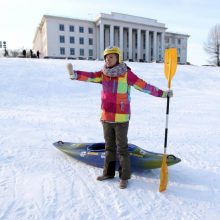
top-left (204, 24), bottom-right (220, 66)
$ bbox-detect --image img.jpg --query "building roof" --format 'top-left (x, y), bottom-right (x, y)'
top-left (95, 12), bottom-right (167, 29)
top-left (165, 31), bottom-right (190, 38)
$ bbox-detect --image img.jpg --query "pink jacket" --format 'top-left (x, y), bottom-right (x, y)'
top-left (74, 68), bottom-right (164, 122)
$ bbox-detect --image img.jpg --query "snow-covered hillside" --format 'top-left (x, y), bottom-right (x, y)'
top-left (0, 58), bottom-right (219, 220)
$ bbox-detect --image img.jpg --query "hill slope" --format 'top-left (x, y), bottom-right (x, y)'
top-left (0, 58), bottom-right (219, 220)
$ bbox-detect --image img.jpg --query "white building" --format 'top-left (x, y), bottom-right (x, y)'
top-left (33, 12), bottom-right (190, 64)
top-left (165, 32), bottom-right (189, 64)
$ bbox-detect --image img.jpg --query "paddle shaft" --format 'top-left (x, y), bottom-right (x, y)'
top-left (164, 51), bottom-right (172, 154)
top-left (164, 96), bottom-right (170, 154)
top-left (159, 48), bottom-right (177, 192)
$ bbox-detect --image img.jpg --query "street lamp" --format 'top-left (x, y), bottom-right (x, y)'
top-left (3, 41), bottom-right (7, 49)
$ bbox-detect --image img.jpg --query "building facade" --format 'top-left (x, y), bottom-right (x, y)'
top-left (33, 12), bottom-right (189, 64)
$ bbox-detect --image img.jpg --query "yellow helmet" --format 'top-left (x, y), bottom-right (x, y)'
top-left (103, 46), bottom-right (122, 63)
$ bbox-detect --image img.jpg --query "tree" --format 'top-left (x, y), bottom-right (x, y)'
top-left (204, 24), bottom-right (220, 66)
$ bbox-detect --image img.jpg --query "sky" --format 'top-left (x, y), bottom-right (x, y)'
top-left (0, 0), bottom-right (219, 65)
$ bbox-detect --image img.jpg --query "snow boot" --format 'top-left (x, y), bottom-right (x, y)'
top-left (97, 175), bottom-right (114, 181)
top-left (119, 179), bottom-right (128, 189)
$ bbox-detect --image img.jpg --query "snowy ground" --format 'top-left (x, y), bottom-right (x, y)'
top-left (0, 58), bottom-right (220, 220)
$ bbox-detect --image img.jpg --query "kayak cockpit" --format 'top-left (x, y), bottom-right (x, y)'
top-left (87, 143), bottom-right (140, 154)
top-left (87, 143), bottom-right (105, 152)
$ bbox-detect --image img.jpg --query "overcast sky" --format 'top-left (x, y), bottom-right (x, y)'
top-left (0, 0), bottom-right (219, 65)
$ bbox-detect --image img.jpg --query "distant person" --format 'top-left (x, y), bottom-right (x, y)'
top-left (22, 49), bottom-right (26, 58)
top-left (30, 49), bottom-right (33, 58)
top-left (4, 49), bottom-right (9, 57)
top-left (66, 46), bottom-right (173, 189)
top-left (37, 50), bottom-right (40, 58)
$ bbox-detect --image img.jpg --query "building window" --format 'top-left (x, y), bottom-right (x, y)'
top-left (178, 48), bottom-right (181, 54)
top-left (172, 38), bottom-right (175, 44)
top-left (60, 47), bottom-right (65, 55)
top-left (79, 26), bottom-right (84, 33)
top-left (165, 37), bottom-right (169, 44)
top-left (60, 35), bottom-right (65, 43)
top-left (70, 48), bottom-right (75, 55)
top-left (89, 49), bottom-right (93, 56)
top-left (80, 49), bottom-right (84, 56)
top-left (89, 38), bottom-right (93, 45)
top-left (178, 39), bottom-right (181, 45)
top-left (69, 25), bottom-right (74, 32)
top-left (79, 37), bottom-right (84, 44)
top-left (59, 24), bottom-right (64, 31)
top-left (70, 36), bottom-right (75, 44)
top-left (88, 28), bottom-right (93, 34)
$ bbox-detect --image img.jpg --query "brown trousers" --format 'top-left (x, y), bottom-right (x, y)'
top-left (102, 121), bottom-right (131, 180)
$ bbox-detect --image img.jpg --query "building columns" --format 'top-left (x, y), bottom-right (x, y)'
top-left (129, 27), bottom-right (133, 60)
top-left (153, 31), bottom-right (157, 62)
top-left (145, 30), bottom-right (149, 62)
top-left (120, 26), bottom-right (123, 59)
top-left (100, 23), bottom-right (104, 59)
top-left (110, 25), bottom-right (114, 46)
top-left (137, 29), bottom-right (141, 61)
top-left (99, 24), bottom-right (161, 62)
top-left (161, 32), bottom-right (165, 60)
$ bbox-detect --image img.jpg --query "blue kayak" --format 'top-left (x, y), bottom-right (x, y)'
top-left (53, 141), bottom-right (181, 170)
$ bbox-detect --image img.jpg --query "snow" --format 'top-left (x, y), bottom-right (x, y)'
top-left (0, 58), bottom-right (220, 220)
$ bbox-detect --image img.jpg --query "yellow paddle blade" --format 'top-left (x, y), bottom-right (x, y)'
top-left (159, 154), bottom-right (168, 192)
top-left (164, 48), bottom-right (177, 88)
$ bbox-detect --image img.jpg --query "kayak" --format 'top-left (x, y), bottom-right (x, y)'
top-left (53, 141), bottom-right (181, 170)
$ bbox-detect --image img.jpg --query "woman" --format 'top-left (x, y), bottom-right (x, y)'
top-left (67, 46), bottom-right (173, 189)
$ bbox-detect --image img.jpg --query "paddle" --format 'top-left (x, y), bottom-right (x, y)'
top-left (159, 48), bottom-right (177, 192)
